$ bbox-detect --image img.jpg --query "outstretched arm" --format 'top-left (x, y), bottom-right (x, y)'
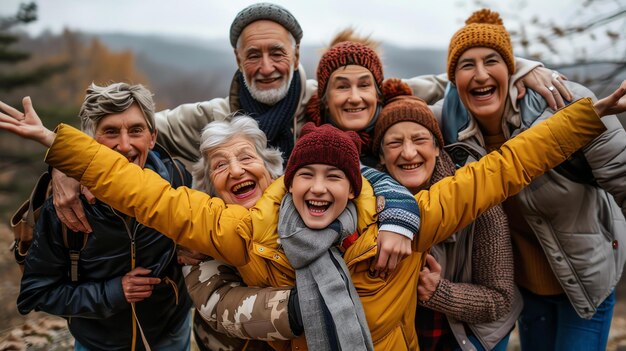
top-left (0, 98), bottom-right (253, 266)
top-left (414, 81), bottom-right (626, 251)
top-left (0, 97), bottom-right (55, 146)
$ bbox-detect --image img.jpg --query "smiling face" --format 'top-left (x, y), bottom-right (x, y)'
top-left (454, 47), bottom-right (510, 134)
top-left (325, 65), bottom-right (379, 132)
top-left (207, 135), bottom-right (272, 209)
top-left (289, 164), bottom-right (355, 230)
top-left (380, 121), bottom-right (439, 194)
top-left (94, 104), bottom-right (157, 168)
top-left (236, 20), bottom-right (299, 105)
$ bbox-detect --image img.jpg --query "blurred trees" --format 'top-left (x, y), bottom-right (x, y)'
top-left (0, 2), bottom-right (149, 218)
top-left (0, 2), bottom-right (68, 91)
top-left (1, 2), bottom-right (150, 119)
top-left (26, 30), bottom-right (149, 109)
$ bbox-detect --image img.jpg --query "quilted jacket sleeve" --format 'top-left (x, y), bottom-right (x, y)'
top-left (415, 98), bottom-right (606, 251)
top-left (45, 125), bottom-right (252, 267)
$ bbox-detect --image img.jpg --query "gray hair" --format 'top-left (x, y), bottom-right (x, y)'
top-left (192, 115), bottom-right (284, 195)
top-left (79, 82), bottom-right (155, 137)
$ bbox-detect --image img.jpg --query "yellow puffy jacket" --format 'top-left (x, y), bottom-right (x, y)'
top-left (46, 98), bottom-right (604, 351)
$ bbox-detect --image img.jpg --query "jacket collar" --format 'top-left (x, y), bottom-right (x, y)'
top-left (441, 83), bottom-right (549, 147)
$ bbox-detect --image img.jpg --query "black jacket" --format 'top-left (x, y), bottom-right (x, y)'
top-left (17, 148), bottom-right (192, 351)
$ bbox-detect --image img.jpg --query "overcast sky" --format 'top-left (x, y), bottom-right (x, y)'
top-left (2, 0), bottom-right (595, 49)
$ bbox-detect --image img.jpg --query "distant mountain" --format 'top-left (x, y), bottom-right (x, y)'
top-left (60, 32), bottom-right (626, 124)
top-left (91, 32), bottom-right (447, 104)
top-left (96, 33), bottom-right (235, 74)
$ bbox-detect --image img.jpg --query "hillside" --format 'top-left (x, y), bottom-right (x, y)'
top-left (94, 32), bottom-right (449, 104)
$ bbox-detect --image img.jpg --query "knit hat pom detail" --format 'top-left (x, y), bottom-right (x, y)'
top-left (382, 78), bottom-right (413, 103)
top-left (299, 121), bottom-right (317, 137)
top-left (465, 9), bottom-right (503, 26)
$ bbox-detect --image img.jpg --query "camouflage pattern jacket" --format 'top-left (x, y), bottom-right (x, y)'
top-left (183, 259), bottom-right (293, 351)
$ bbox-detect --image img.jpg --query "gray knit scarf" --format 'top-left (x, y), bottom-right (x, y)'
top-left (278, 194), bottom-right (374, 351)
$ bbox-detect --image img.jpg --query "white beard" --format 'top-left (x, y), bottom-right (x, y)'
top-left (243, 65), bottom-right (295, 105)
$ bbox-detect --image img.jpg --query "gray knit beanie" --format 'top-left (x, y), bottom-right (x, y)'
top-left (229, 3), bottom-right (303, 48)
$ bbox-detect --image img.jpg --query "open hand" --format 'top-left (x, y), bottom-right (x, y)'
top-left (0, 96), bottom-right (55, 147)
top-left (593, 80), bottom-right (626, 117)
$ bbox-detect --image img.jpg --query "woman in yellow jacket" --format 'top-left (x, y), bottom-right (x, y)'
top-left (0, 86), bottom-right (624, 350)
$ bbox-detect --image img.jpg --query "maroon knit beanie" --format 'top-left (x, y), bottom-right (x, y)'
top-left (373, 79), bottom-right (444, 156)
top-left (284, 122), bottom-right (362, 196)
top-left (316, 41), bottom-right (384, 99)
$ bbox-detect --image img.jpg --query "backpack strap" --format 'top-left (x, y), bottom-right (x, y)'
top-left (153, 143), bottom-right (192, 188)
top-left (10, 171), bottom-right (53, 269)
top-left (61, 224), bottom-right (88, 282)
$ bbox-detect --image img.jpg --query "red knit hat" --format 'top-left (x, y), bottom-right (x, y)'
top-left (284, 122), bottom-right (362, 196)
top-left (316, 41), bottom-right (384, 99)
top-left (373, 79), bottom-right (444, 156)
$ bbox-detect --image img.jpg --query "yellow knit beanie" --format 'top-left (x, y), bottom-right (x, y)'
top-left (447, 9), bottom-right (515, 84)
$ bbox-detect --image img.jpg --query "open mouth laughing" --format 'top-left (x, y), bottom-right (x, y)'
top-left (344, 107), bottom-right (367, 113)
top-left (231, 180), bottom-right (257, 197)
top-left (399, 162), bottom-right (423, 171)
top-left (471, 86), bottom-right (496, 98)
top-left (306, 200), bottom-right (331, 215)
top-left (254, 73), bottom-right (282, 85)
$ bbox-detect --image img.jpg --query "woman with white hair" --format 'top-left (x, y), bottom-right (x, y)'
top-left (179, 116), bottom-right (292, 351)
top-left (180, 114), bottom-right (426, 349)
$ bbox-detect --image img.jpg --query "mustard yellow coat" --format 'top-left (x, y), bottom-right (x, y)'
top-left (46, 98), bottom-right (604, 351)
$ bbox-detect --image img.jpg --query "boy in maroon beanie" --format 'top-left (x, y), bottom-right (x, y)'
top-left (280, 122), bottom-right (374, 350)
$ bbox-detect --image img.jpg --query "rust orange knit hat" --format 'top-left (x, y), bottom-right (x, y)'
top-left (373, 79), bottom-right (443, 156)
top-left (316, 41), bottom-right (384, 98)
top-left (447, 9), bottom-right (515, 83)
top-left (284, 122), bottom-right (362, 196)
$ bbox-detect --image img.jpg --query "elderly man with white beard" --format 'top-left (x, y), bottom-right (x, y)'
top-left (155, 3), bottom-right (312, 166)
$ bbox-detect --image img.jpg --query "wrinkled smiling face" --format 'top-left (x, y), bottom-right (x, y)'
top-left (236, 20), bottom-right (299, 105)
top-left (289, 164), bottom-right (354, 230)
top-left (325, 65), bottom-right (379, 132)
top-left (380, 121), bottom-right (439, 194)
top-left (454, 47), bottom-right (509, 130)
top-left (94, 103), bottom-right (156, 168)
top-left (207, 135), bottom-right (272, 209)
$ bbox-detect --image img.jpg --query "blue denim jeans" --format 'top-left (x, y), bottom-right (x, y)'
top-left (518, 288), bottom-right (615, 351)
top-left (464, 333), bottom-right (510, 351)
top-left (74, 311), bottom-right (191, 351)
top-left (452, 332), bottom-right (510, 351)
